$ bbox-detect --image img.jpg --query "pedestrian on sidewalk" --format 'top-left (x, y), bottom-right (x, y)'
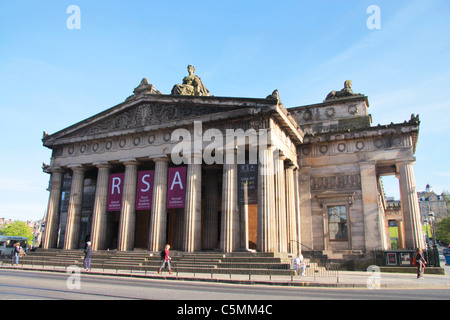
top-left (12, 243), bottom-right (21, 265)
top-left (414, 248), bottom-right (427, 279)
top-left (158, 244), bottom-right (172, 275)
top-left (84, 241), bottom-right (92, 271)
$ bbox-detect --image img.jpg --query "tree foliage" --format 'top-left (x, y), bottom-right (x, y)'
top-left (0, 221), bottom-right (34, 244)
top-left (436, 216), bottom-right (450, 245)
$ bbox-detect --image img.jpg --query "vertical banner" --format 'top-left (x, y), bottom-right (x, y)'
top-left (238, 163), bottom-right (258, 205)
top-left (167, 167), bottom-right (186, 209)
top-left (107, 173), bottom-right (124, 211)
top-left (136, 170), bottom-right (154, 210)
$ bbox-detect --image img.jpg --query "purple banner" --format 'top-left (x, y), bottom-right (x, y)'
top-left (107, 173), bottom-right (124, 211)
top-left (167, 167), bottom-right (186, 209)
top-left (136, 170), bottom-right (154, 210)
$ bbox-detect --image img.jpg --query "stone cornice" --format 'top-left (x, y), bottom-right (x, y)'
top-left (42, 94), bottom-right (304, 149)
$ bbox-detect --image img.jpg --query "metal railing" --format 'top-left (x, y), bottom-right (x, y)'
top-left (1, 254), bottom-right (341, 284)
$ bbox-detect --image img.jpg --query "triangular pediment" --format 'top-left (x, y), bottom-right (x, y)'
top-left (43, 95), bottom-right (277, 147)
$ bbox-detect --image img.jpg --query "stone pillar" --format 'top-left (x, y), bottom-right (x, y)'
top-left (299, 166), bottom-right (312, 251)
top-left (117, 161), bottom-right (139, 252)
top-left (275, 156), bottom-right (288, 253)
top-left (148, 158), bottom-right (169, 252)
top-left (293, 169), bottom-right (302, 254)
top-left (285, 165), bottom-right (297, 253)
top-left (64, 166), bottom-right (86, 250)
top-left (203, 166), bottom-right (219, 250)
top-left (183, 157), bottom-right (202, 252)
top-left (90, 163), bottom-right (111, 251)
top-left (240, 204), bottom-right (249, 251)
top-left (398, 160), bottom-right (425, 249)
top-left (257, 146), bottom-right (276, 252)
top-left (359, 161), bottom-right (383, 250)
top-left (221, 153), bottom-right (239, 252)
top-left (42, 168), bottom-right (64, 249)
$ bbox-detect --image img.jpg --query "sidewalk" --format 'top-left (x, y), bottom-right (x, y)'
top-left (2, 249), bottom-right (449, 289)
top-left (2, 262), bottom-right (449, 289)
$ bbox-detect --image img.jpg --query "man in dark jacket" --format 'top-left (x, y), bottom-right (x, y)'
top-left (84, 241), bottom-right (92, 271)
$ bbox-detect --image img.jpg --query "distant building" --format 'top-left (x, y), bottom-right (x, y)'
top-left (418, 184), bottom-right (448, 221)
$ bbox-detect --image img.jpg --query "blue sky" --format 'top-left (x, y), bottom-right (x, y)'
top-left (0, 0), bottom-right (449, 221)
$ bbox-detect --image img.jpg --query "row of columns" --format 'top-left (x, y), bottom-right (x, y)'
top-left (357, 160), bottom-right (425, 250)
top-left (42, 149), bottom-right (301, 253)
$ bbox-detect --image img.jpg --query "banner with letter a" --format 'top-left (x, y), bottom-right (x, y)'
top-left (136, 170), bottom-right (154, 210)
top-left (107, 173), bottom-right (124, 211)
top-left (167, 167), bottom-right (186, 209)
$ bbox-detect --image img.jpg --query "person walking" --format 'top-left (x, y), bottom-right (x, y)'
top-left (158, 244), bottom-right (172, 275)
top-left (414, 248), bottom-right (427, 279)
top-left (12, 243), bottom-right (21, 265)
top-left (84, 241), bottom-right (92, 271)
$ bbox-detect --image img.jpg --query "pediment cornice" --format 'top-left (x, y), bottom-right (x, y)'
top-left (42, 95), bottom-right (279, 148)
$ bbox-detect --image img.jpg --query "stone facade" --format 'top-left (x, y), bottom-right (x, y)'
top-left (418, 184), bottom-right (448, 221)
top-left (41, 75), bottom-right (424, 260)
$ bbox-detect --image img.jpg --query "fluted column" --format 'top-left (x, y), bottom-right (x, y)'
top-left (42, 168), bottom-right (64, 249)
top-left (299, 166), bottom-right (312, 251)
top-left (117, 161), bottom-right (139, 252)
top-left (359, 161), bottom-right (383, 250)
top-left (285, 165), bottom-right (297, 253)
top-left (183, 156), bottom-right (202, 252)
top-left (221, 153), bottom-right (239, 252)
top-left (275, 156), bottom-right (287, 253)
top-left (148, 158), bottom-right (169, 251)
top-left (90, 163), bottom-right (111, 251)
top-left (203, 166), bottom-right (219, 250)
top-left (257, 146), bottom-right (276, 252)
top-left (398, 160), bottom-right (425, 249)
top-left (293, 169), bottom-right (302, 254)
top-left (64, 166), bottom-right (86, 250)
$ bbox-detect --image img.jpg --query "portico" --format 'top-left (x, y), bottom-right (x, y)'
top-left (41, 78), bottom-right (303, 254)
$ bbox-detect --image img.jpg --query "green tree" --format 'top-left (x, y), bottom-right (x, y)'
top-left (436, 216), bottom-right (450, 244)
top-left (443, 190), bottom-right (450, 217)
top-left (0, 221), bottom-right (34, 244)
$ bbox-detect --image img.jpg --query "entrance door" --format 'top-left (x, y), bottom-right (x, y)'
top-left (134, 210), bottom-right (150, 249)
top-left (248, 204), bottom-right (258, 250)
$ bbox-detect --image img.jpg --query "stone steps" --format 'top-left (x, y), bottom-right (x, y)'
top-left (15, 249), bottom-right (320, 276)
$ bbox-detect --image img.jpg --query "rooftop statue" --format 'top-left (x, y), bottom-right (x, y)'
top-left (171, 65), bottom-right (210, 96)
top-left (325, 80), bottom-right (363, 100)
top-left (133, 78), bottom-right (162, 95)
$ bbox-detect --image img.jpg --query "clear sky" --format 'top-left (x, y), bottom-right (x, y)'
top-left (0, 0), bottom-right (449, 221)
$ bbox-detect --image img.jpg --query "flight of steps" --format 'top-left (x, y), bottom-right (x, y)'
top-left (14, 249), bottom-right (315, 276)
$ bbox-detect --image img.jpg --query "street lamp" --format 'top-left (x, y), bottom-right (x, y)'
top-left (428, 211), bottom-right (436, 248)
top-left (428, 210), bottom-right (440, 267)
top-left (422, 217), bottom-right (430, 250)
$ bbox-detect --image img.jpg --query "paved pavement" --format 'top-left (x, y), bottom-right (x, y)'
top-left (2, 248), bottom-right (449, 290)
top-left (2, 259), bottom-right (449, 289)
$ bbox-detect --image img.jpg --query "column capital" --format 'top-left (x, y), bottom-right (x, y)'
top-left (49, 167), bottom-right (65, 174)
top-left (396, 157), bottom-right (417, 167)
top-left (93, 162), bottom-right (112, 169)
top-left (358, 160), bottom-right (376, 168)
top-left (68, 164), bottom-right (88, 172)
top-left (152, 157), bottom-right (171, 163)
top-left (120, 159), bottom-right (139, 166)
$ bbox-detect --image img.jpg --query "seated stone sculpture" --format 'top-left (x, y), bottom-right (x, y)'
top-left (171, 65), bottom-right (210, 96)
top-left (133, 78), bottom-right (162, 96)
top-left (325, 80), bottom-right (362, 100)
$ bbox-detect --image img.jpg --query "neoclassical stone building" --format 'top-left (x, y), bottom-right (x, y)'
top-left (41, 67), bottom-right (425, 260)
